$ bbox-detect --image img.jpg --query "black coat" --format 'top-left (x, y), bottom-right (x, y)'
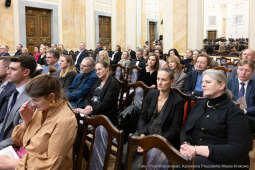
top-left (75, 50), bottom-right (89, 71)
top-left (184, 70), bottom-right (203, 97)
top-left (138, 68), bottom-right (157, 87)
top-left (130, 57), bottom-right (146, 69)
top-left (137, 89), bottom-right (184, 148)
top-left (84, 76), bottom-right (120, 125)
top-left (110, 51), bottom-right (122, 65)
top-left (181, 97), bottom-right (251, 165)
top-left (14, 50), bottom-right (22, 56)
top-left (0, 82), bottom-right (16, 123)
top-left (59, 71), bottom-right (77, 92)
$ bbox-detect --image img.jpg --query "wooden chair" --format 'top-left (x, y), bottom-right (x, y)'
top-left (126, 135), bottom-right (194, 170)
top-left (73, 113), bottom-right (86, 170)
top-left (171, 88), bottom-right (193, 125)
top-left (214, 66), bottom-right (232, 77)
top-left (215, 56), bottom-right (231, 66)
top-left (115, 78), bottom-right (127, 112)
top-left (76, 115), bottom-right (124, 170)
top-left (112, 64), bottom-right (127, 81)
top-left (124, 81), bottom-right (150, 109)
top-left (127, 66), bottom-right (141, 83)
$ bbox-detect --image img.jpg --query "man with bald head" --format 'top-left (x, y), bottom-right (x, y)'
top-left (0, 45), bottom-right (10, 57)
top-left (229, 48), bottom-right (255, 81)
top-left (74, 42), bottom-right (89, 72)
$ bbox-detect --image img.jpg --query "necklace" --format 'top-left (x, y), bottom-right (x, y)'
top-left (206, 101), bottom-right (219, 109)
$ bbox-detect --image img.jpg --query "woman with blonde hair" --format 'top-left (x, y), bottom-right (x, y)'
top-left (59, 55), bottom-right (77, 91)
top-left (166, 55), bottom-right (186, 91)
top-left (98, 50), bottom-right (110, 65)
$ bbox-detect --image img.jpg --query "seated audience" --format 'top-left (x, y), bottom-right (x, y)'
top-left (33, 46), bottom-right (40, 62)
top-left (0, 54), bottom-right (37, 149)
top-left (181, 49), bottom-right (194, 73)
top-left (67, 57), bottom-right (98, 108)
top-left (74, 42), bottom-right (89, 72)
top-left (0, 57), bottom-right (15, 124)
top-left (130, 48), bottom-right (146, 68)
top-left (228, 49), bottom-right (255, 81)
top-left (168, 48), bottom-right (181, 60)
top-left (58, 55), bottom-right (77, 92)
top-left (14, 44), bottom-right (23, 56)
top-left (0, 74), bottom-right (77, 169)
top-left (227, 60), bottom-right (255, 132)
top-left (118, 51), bottom-right (131, 67)
top-left (21, 48), bottom-right (29, 55)
top-left (167, 55), bottom-right (186, 91)
top-left (193, 49), bottom-right (200, 62)
top-left (138, 53), bottom-right (159, 88)
top-left (0, 45), bottom-right (10, 57)
top-left (154, 49), bottom-right (166, 69)
top-left (73, 61), bottom-right (120, 125)
top-left (180, 69), bottom-right (250, 169)
top-left (184, 55), bottom-right (210, 97)
top-left (37, 45), bottom-right (47, 66)
top-left (131, 68), bottom-right (184, 169)
top-left (127, 46), bottom-right (136, 60)
top-left (42, 49), bottom-right (61, 77)
top-left (110, 45), bottom-right (122, 65)
top-left (143, 49), bottom-right (149, 61)
top-left (98, 50), bottom-right (111, 65)
top-left (136, 68), bottom-right (184, 148)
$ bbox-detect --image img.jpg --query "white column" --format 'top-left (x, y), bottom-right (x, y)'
top-left (111, 0), bottom-right (117, 50)
top-left (86, 0), bottom-right (96, 50)
top-left (187, 0), bottom-right (203, 50)
top-left (162, 0), bottom-right (174, 53)
top-left (126, 0), bottom-right (137, 49)
top-left (58, 0), bottom-right (63, 44)
top-left (249, 0), bottom-right (255, 49)
top-left (136, 0), bottom-right (142, 47)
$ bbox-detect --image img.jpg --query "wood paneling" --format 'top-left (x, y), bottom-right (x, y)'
top-left (149, 22), bottom-right (156, 47)
top-left (99, 16), bottom-right (111, 49)
top-left (26, 7), bottom-right (51, 53)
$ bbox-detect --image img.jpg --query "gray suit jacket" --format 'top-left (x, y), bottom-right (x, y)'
top-left (172, 71), bottom-right (186, 91)
top-left (0, 91), bottom-right (30, 149)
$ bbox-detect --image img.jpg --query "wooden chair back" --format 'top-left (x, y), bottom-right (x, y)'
top-left (112, 64), bottom-right (126, 81)
top-left (124, 81), bottom-right (150, 109)
top-left (216, 56), bottom-right (231, 66)
top-left (127, 66), bottom-right (141, 83)
top-left (77, 115), bottom-right (124, 170)
top-left (126, 135), bottom-right (194, 170)
top-left (171, 88), bottom-right (193, 125)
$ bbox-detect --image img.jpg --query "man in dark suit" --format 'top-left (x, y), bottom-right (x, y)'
top-left (228, 49), bottom-right (255, 81)
top-left (127, 46), bottom-right (136, 60)
top-left (130, 48), bottom-right (146, 69)
top-left (0, 45), bottom-right (10, 57)
top-left (110, 45), bottom-right (122, 65)
top-left (227, 60), bottom-right (255, 131)
top-left (184, 55), bottom-right (210, 97)
top-left (14, 44), bottom-right (23, 56)
top-left (75, 42), bottom-right (89, 72)
top-left (67, 57), bottom-right (98, 108)
top-left (0, 54), bottom-right (37, 149)
top-left (0, 57), bottom-right (16, 124)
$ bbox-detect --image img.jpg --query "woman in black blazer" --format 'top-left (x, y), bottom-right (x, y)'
top-left (73, 61), bottom-right (120, 125)
top-left (137, 68), bottom-right (185, 149)
top-left (180, 69), bottom-right (250, 169)
top-left (138, 53), bottom-right (159, 88)
top-left (58, 55), bottom-right (77, 92)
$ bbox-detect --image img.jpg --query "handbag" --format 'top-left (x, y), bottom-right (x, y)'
top-left (118, 102), bottom-right (140, 135)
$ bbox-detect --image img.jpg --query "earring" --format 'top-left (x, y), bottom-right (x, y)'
top-left (49, 100), bottom-right (57, 107)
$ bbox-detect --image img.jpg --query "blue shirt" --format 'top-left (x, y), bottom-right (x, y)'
top-left (42, 63), bottom-right (61, 77)
top-left (194, 71), bottom-right (203, 92)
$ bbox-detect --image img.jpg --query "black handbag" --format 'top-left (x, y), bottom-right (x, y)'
top-left (118, 102), bottom-right (140, 135)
